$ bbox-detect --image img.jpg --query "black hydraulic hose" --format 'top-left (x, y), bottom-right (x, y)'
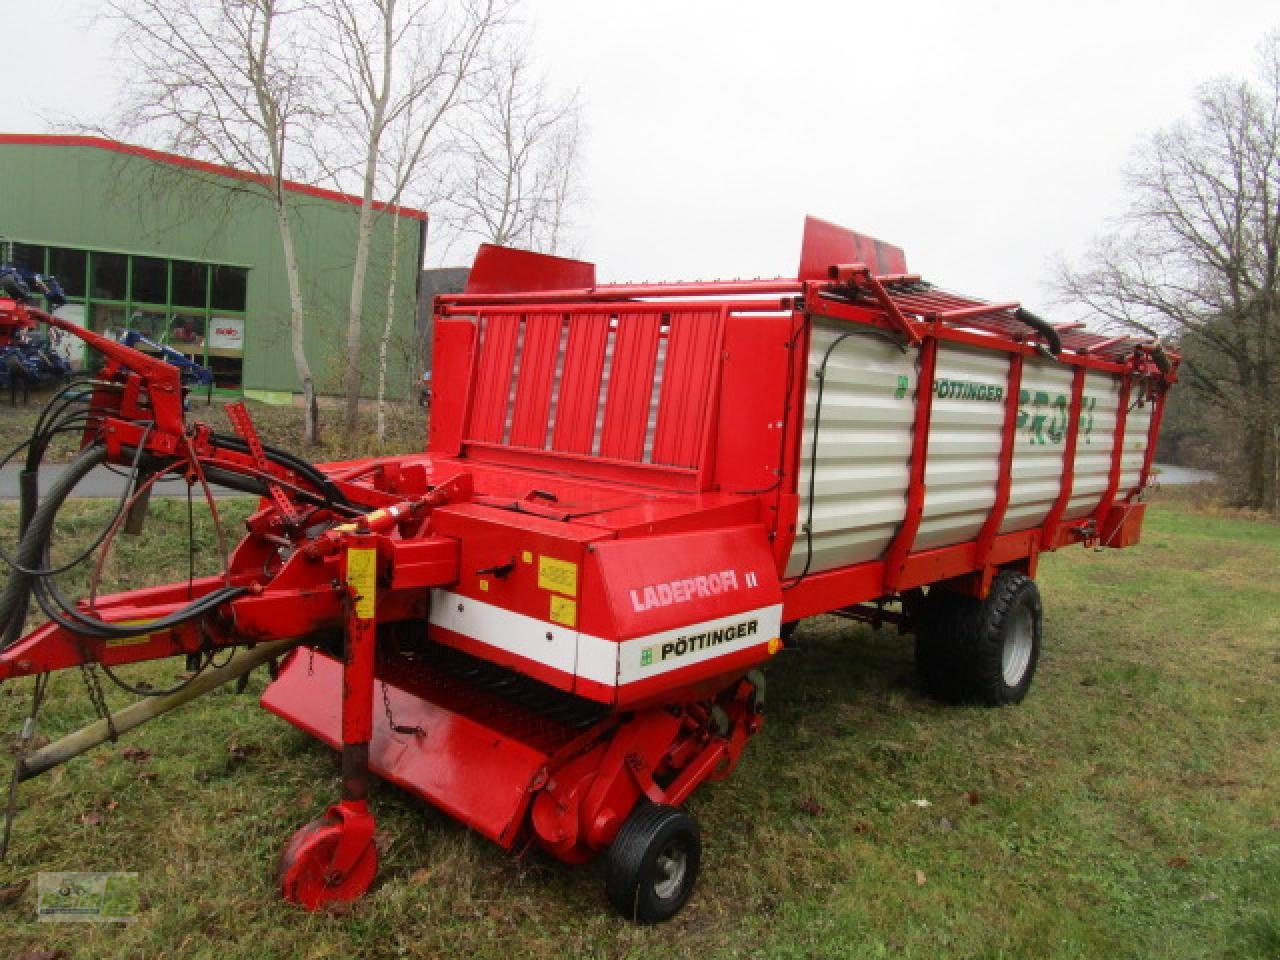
top-left (1149, 342), bottom-right (1173, 374)
top-left (0, 443), bottom-right (245, 646)
top-left (1013, 307), bottom-right (1062, 357)
top-left (208, 434), bottom-right (350, 507)
top-left (0, 444), bottom-right (110, 647)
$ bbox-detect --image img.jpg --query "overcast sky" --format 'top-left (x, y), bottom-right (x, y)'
top-left (7, 0), bottom-right (1279, 312)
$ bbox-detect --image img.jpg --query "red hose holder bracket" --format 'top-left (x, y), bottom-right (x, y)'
top-left (826, 263), bottom-right (924, 346)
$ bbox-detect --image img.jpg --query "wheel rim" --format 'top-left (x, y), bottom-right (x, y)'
top-left (1002, 606), bottom-right (1034, 686)
top-left (652, 842), bottom-right (688, 900)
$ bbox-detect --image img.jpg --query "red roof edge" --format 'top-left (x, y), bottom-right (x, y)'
top-left (0, 133), bottom-right (428, 222)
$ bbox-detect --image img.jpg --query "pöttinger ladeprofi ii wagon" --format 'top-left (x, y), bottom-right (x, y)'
top-left (0, 217), bottom-right (1176, 921)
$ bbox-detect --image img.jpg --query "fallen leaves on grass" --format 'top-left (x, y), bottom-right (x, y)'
top-left (121, 746), bottom-right (152, 763)
top-left (0, 878), bottom-right (28, 903)
top-left (15, 949), bottom-right (68, 960)
top-left (227, 740), bottom-right (260, 762)
top-left (796, 797), bottom-right (826, 817)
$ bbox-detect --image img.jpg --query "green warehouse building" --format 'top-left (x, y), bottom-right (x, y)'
top-left (0, 134), bottom-right (426, 403)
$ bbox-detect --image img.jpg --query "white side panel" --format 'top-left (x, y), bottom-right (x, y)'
top-left (1000, 359), bottom-right (1076, 534)
top-left (1064, 371), bottom-right (1122, 520)
top-left (915, 345), bottom-right (1008, 551)
top-left (1118, 392), bottom-right (1155, 495)
top-left (786, 322), bottom-right (917, 577)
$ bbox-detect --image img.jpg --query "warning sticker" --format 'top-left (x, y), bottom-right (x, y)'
top-left (538, 556), bottom-right (578, 597)
top-left (346, 547), bottom-right (378, 620)
top-left (104, 633), bottom-right (153, 649)
top-left (104, 619), bottom-right (158, 648)
top-left (550, 595), bottom-right (577, 628)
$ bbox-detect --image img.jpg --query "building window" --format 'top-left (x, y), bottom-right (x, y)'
top-left (131, 256), bottom-right (168, 305)
top-left (5, 239), bottom-right (248, 392)
top-left (49, 248), bottom-right (87, 298)
top-left (9, 242), bottom-right (46, 273)
top-left (211, 265), bottom-right (247, 312)
top-left (90, 252), bottom-right (128, 300)
top-left (171, 260), bottom-right (207, 308)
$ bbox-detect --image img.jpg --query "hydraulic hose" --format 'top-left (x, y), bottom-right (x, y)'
top-left (0, 443), bottom-right (110, 647)
top-left (0, 443), bottom-right (247, 648)
top-left (1013, 307), bottom-right (1062, 357)
top-left (209, 434), bottom-right (350, 507)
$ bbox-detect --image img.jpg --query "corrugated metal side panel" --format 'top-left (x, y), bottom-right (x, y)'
top-left (786, 322), bottom-right (916, 577)
top-left (1118, 392), bottom-right (1155, 495)
top-left (915, 345), bottom-right (1007, 551)
top-left (1000, 359), bottom-right (1075, 534)
top-left (1064, 371), bottom-right (1121, 520)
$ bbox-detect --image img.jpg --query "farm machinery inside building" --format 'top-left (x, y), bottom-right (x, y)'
top-left (0, 217), bottom-right (1176, 921)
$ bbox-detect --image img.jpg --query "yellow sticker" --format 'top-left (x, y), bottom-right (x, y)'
top-left (104, 619), bottom-right (159, 647)
top-left (104, 632), bottom-right (154, 648)
top-left (521, 550), bottom-right (533, 564)
top-left (538, 556), bottom-right (578, 597)
top-left (479, 579), bottom-right (490, 592)
top-left (549, 595), bottom-right (577, 628)
top-left (346, 547), bottom-right (378, 620)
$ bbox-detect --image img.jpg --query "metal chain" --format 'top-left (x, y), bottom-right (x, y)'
top-left (79, 662), bottom-right (118, 742)
top-left (381, 679), bottom-right (424, 737)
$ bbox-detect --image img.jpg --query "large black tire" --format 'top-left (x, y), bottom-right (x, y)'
top-left (914, 587), bottom-right (979, 703)
top-left (605, 803), bottom-right (700, 924)
top-left (914, 572), bottom-right (1043, 706)
top-left (968, 571), bottom-right (1042, 706)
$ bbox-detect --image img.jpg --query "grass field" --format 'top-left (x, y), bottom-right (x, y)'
top-left (0, 491), bottom-right (1276, 959)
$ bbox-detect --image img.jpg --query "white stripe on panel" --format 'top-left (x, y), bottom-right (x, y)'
top-left (428, 593), bottom-right (782, 690)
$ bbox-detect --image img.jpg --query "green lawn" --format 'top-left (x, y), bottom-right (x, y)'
top-left (0, 494), bottom-right (1276, 959)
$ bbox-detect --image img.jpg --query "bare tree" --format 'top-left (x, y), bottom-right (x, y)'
top-left (312, 0), bottom-right (506, 445)
top-left (106, 0), bottom-right (324, 444)
top-left (442, 41), bottom-right (583, 253)
top-left (372, 123), bottom-right (454, 444)
top-left (1058, 33), bottom-right (1280, 513)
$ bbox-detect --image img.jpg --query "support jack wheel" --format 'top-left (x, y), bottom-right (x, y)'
top-left (277, 801), bottom-right (378, 910)
top-left (606, 803), bottom-right (700, 923)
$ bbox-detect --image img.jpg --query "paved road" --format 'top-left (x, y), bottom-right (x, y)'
top-left (1153, 464), bottom-right (1217, 485)
top-left (0, 463), bottom-right (244, 500)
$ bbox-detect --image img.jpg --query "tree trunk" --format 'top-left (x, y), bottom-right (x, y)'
top-left (376, 210), bottom-right (403, 445)
top-left (342, 198), bottom-right (377, 444)
top-left (1240, 423), bottom-right (1267, 508)
top-left (274, 197), bottom-right (319, 445)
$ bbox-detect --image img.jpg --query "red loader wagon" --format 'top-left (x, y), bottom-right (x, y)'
top-left (0, 216), bottom-right (1177, 922)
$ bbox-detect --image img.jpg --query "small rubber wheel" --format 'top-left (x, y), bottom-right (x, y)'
top-left (969, 570), bottom-right (1042, 706)
top-left (605, 803), bottom-right (700, 923)
top-left (914, 587), bottom-right (980, 702)
top-left (277, 817), bottom-right (378, 910)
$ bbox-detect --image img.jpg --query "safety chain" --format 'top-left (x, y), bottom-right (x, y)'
top-left (381, 679), bottom-right (424, 737)
top-left (79, 662), bottom-right (118, 743)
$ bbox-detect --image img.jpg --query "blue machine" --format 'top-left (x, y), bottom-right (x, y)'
top-left (120, 329), bottom-right (215, 389)
top-left (0, 262), bottom-right (67, 311)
